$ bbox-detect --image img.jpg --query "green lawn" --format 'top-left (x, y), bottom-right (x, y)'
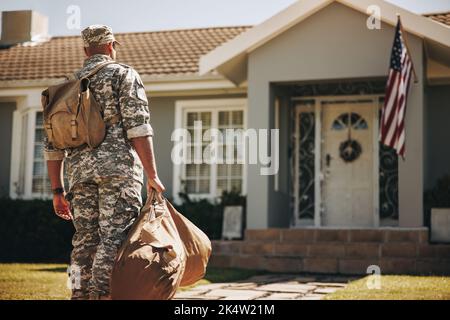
top-left (0, 263), bottom-right (265, 300)
top-left (325, 275), bottom-right (450, 300)
top-left (2, 264), bottom-right (449, 300)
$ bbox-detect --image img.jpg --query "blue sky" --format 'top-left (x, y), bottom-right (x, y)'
top-left (1, 0), bottom-right (449, 36)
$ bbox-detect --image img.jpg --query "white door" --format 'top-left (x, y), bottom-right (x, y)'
top-left (321, 101), bottom-right (374, 227)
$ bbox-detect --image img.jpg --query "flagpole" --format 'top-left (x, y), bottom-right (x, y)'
top-left (396, 14), bottom-right (419, 83)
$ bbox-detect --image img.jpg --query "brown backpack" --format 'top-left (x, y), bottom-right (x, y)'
top-left (41, 61), bottom-right (120, 150)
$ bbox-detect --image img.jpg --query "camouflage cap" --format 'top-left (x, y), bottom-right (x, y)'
top-left (81, 25), bottom-right (120, 47)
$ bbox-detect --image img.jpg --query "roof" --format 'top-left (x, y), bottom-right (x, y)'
top-left (424, 11), bottom-right (450, 27)
top-left (199, 0), bottom-right (450, 84)
top-left (0, 3), bottom-right (449, 84)
top-left (0, 26), bottom-right (251, 81)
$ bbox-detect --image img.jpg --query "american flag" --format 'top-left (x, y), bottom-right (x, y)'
top-left (380, 18), bottom-right (414, 158)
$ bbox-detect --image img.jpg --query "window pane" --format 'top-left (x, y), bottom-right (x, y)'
top-left (232, 111), bottom-right (243, 126)
top-left (34, 128), bottom-right (44, 142)
top-left (218, 164), bottom-right (227, 177)
top-left (198, 179), bottom-right (209, 193)
top-left (34, 144), bottom-right (44, 158)
top-left (230, 179), bottom-right (242, 193)
top-left (216, 179), bottom-right (227, 194)
top-left (33, 161), bottom-right (45, 176)
top-left (187, 112), bottom-right (198, 126)
top-left (185, 180), bottom-right (197, 193)
top-left (200, 112), bottom-right (211, 127)
top-left (230, 164), bottom-right (242, 176)
top-left (199, 164), bottom-right (210, 177)
top-left (186, 164), bottom-right (196, 177)
top-left (219, 111), bottom-right (229, 126)
top-left (35, 112), bottom-right (43, 126)
top-left (32, 177), bottom-right (44, 193)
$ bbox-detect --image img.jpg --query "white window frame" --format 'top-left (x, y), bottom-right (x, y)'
top-left (173, 98), bottom-right (247, 204)
top-left (10, 106), bottom-right (55, 200)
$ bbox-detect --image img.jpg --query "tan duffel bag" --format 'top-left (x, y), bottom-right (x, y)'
top-left (111, 190), bottom-right (212, 299)
top-left (166, 200), bottom-right (212, 287)
top-left (111, 191), bottom-right (186, 300)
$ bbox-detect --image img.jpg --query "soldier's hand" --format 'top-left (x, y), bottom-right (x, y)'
top-left (147, 176), bottom-right (165, 203)
top-left (53, 194), bottom-right (73, 221)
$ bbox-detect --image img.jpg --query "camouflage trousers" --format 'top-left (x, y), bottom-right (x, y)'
top-left (66, 175), bottom-right (143, 300)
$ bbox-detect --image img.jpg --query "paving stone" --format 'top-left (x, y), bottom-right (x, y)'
top-left (299, 295), bottom-right (325, 300)
top-left (255, 283), bottom-right (317, 293)
top-left (256, 292), bottom-right (302, 300)
top-left (205, 289), bottom-right (267, 300)
top-left (192, 283), bottom-right (230, 290)
top-left (313, 287), bottom-right (341, 294)
top-left (173, 296), bottom-right (224, 300)
top-left (307, 282), bottom-right (347, 287)
top-left (227, 282), bottom-right (258, 290)
top-left (292, 276), bottom-right (318, 283)
top-left (247, 274), bottom-right (297, 284)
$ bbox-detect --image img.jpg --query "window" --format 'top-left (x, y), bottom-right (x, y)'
top-left (28, 111), bottom-right (67, 198)
top-left (174, 99), bottom-right (247, 201)
top-left (32, 112), bottom-right (52, 195)
top-left (332, 112), bottom-right (368, 130)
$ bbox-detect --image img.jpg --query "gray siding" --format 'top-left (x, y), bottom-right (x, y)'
top-left (425, 85), bottom-right (450, 190)
top-left (0, 102), bottom-right (15, 197)
top-left (247, 2), bottom-right (424, 228)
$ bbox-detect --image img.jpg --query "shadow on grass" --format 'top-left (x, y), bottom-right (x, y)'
top-left (33, 267), bottom-right (68, 273)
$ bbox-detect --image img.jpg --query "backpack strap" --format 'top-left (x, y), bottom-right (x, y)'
top-left (82, 60), bottom-right (117, 79)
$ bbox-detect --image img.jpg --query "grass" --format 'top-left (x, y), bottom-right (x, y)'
top-left (325, 275), bottom-right (450, 300)
top-left (0, 263), bottom-right (265, 300)
top-left (2, 264), bottom-right (450, 300)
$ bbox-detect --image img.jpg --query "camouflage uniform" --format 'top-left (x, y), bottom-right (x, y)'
top-left (44, 25), bottom-right (153, 299)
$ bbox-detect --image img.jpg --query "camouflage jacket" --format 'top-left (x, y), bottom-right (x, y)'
top-left (43, 54), bottom-right (153, 187)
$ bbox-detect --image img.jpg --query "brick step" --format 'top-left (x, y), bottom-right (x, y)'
top-left (244, 228), bottom-right (429, 243)
top-left (212, 240), bottom-right (450, 260)
top-left (209, 254), bottom-right (450, 275)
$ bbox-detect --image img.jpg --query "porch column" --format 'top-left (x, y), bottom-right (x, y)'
top-left (246, 78), bottom-right (270, 229)
top-left (398, 39), bottom-right (424, 228)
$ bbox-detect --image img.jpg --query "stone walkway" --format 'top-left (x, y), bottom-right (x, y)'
top-left (174, 274), bottom-right (357, 300)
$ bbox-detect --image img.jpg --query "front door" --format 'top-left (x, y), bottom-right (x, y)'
top-left (321, 101), bottom-right (375, 227)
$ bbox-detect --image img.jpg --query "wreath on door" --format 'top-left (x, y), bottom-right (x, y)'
top-left (339, 138), bottom-right (362, 163)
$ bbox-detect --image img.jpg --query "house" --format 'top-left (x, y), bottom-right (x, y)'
top-left (1, 0), bottom-right (449, 275)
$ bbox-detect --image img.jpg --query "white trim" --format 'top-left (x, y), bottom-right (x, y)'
top-left (314, 99), bottom-right (322, 227)
top-left (24, 110), bottom-right (36, 199)
top-left (293, 106), bottom-right (300, 227)
top-left (274, 97), bottom-right (280, 192)
top-left (9, 109), bottom-right (22, 198)
top-left (173, 98), bottom-right (248, 204)
top-left (372, 97), bottom-right (381, 227)
top-left (199, 0), bottom-right (450, 77)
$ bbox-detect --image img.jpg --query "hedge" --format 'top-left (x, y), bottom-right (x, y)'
top-left (0, 197), bottom-right (74, 263)
top-left (0, 191), bottom-right (245, 263)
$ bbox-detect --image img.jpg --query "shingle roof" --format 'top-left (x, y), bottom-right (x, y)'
top-left (0, 12), bottom-right (449, 82)
top-left (0, 26), bottom-right (251, 81)
top-left (424, 12), bottom-right (450, 27)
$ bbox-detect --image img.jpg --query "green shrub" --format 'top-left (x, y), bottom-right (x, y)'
top-left (424, 175), bottom-right (450, 227)
top-left (0, 190), bottom-right (246, 262)
top-left (0, 197), bottom-right (74, 263)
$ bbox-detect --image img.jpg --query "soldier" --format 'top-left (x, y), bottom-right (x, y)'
top-left (44, 25), bottom-right (165, 300)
